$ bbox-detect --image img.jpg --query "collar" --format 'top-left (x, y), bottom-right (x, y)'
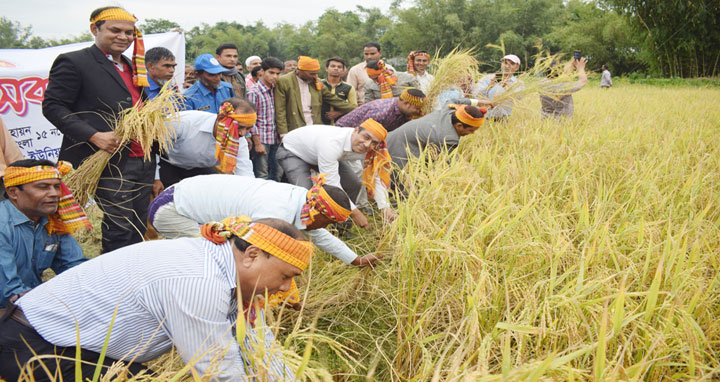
top-left (205, 239), bottom-right (238, 288)
top-left (3, 199), bottom-right (49, 228)
top-left (103, 52), bottom-right (126, 72)
top-left (147, 76), bottom-right (161, 91)
top-left (197, 81), bottom-right (214, 95)
top-left (257, 79), bottom-right (273, 93)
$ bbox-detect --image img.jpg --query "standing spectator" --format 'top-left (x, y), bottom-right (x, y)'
top-left (0, 160), bottom-right (89, 308)
top-left (42, 6), bottom-right (155, 253)
top-left (216, 43), bottom-right (247, 98)
top-left (337, 89), bottom-right (426, 132)
top-left (600, 64), bottom-right (613, 88)
top-left (145, 47), bottom-right (177, 99)
top-left (248, 57), bottom-right (284, 181)
top-left (540, 57), bottom-right (588, 119)
top-left (183, 64), bottom-right (195, 89)
top-left (245, 55), bottom-right (262, 88)
top-left (283, 59), bottom-right (298, 74)
top-left (472, 54), bottom-right (525, 121)
top-left (364, 59), bottom-right (420, 104)
top-left (274, 56), bottom-right (355, 135)
top-left (182, 54), bottom-right (235, 113)
top-left (405, 50), bottom-right (434, 93)
top-left (347, 42), bottom-right (395, 105)
top-left (249, 65), bottom-right (264, 89)
top-left (321, 57), bottom-right (357, 125)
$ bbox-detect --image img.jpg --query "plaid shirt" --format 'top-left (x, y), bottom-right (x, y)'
top-left (335, 98), bottom-right (408, 132)
top-left (247, 80), bottom-right (279, 144)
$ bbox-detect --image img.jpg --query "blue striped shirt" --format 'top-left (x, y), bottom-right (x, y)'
top-left (17, 237), bottom-right (294, 381)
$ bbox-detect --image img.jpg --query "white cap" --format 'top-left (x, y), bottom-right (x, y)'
top-left (501, 54), bottom-right (521, 65)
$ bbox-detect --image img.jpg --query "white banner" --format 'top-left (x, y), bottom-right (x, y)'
top-left (0, 31), bottom-right (185, 161)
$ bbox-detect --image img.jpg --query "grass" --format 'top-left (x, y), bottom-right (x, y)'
top-left (60, 82), bottom-right (720, 381)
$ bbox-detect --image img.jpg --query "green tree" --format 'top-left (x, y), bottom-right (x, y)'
top-left (139, 18), bottom-right (180, 34)
top-left (609, 0), bottom-right (720, 77)
top-left (0, 17), bottom-right (46, 48)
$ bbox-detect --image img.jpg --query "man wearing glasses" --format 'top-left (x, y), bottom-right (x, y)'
top-left (276, 119), bottom-right (397, 225)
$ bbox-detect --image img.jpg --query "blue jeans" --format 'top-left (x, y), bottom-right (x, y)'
top-left (252, 143), bottom-right (282, 181)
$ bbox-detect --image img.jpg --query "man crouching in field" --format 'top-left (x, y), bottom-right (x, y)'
top-left (386, 104), bottom-right (486, 171)
top-left (0, 217), bottom-right (311, 382)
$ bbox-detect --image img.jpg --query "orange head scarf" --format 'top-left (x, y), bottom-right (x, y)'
top-left (215, 102), bottom-right (257, 174)
top-left (297, 56), bottom-right (323, 90)
top-left (366, 60), bottom-right (397, 99)
top-left (3, 161), bottom-right (92, 235)
top-left (358, 119), bottom-right (392, 198)
top-left (300, 174), bottom-right (352, 225)
top-left (90, 8), bottom-right (149, 87)
top-left (448, 104), bottom-right (486, 128)
top-left (406, 51), bottom-right (431, 76)
top-left (200, 216), bottom-right (314, 309)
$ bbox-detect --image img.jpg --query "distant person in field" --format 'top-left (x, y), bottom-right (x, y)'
top-left (337, 88), bottom-right (426, 132)
top-left (145, 47), bottom-right (178, 99)
top-left (321, 57), bottom-right (357, 125)
top-left (347, 42), bottom-right (396, 105)
top-left (244, 55), bottom-right (262, 88)
top-left (0, 216), bottom-right (309, 381)
top-left (216, 43), bottom-right (247, 98)
top-left (149, 174), bottom-right (380, 267)
top-left (387, 104), bottom-right (486, 171)
top-left (247, 57), bottom-right (284, 181)
top-left (276, 119), bottom-right (397, 223)
top-left (364, 59), bottom-right (420, 104)
top-left (0, 159), bottom-right (89, 310)
top-left (600, 64), bottom-right (613, 88)
top-left (539, 57), bottom-right (588, 119)
top-left (472, 54), bottom-right (525, 121)
top-left (283, 59), bottom-right (298, 74)
top-left (182, 54), bottom-right (235, 112)
top-left (404, 50), bottom-right (434, 93)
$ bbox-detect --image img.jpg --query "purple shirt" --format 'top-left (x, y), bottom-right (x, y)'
top-left (247, 80), bottom-right (279, 144)
top-left (336, 98), bottom-right (408, 132)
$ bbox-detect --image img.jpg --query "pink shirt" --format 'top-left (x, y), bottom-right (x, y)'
top-left (296, 76), bottom-right (313, 125)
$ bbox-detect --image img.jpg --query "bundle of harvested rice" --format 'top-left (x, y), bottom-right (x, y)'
top-left (65, 89), bottom-right (180, 206)
top-left (423, 48), bottom-right (479, 114)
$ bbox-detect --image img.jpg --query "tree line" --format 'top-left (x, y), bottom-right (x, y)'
top-left (2, 0), bottom-right (718, 77)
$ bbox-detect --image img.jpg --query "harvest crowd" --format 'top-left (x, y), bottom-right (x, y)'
top-left (0, 6), bottom-right (605, 381)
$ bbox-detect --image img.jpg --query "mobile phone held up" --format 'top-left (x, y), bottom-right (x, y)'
top-left (574, 50), bottom-right (581, 61)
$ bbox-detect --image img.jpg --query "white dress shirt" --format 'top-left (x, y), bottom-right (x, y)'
top-left (159, 111), bottom-right (253, 177)
top-left (173, 174), bottom-right (359, 263)
top-left (281, 125), bottom-right (389, 209)
top-left (410, 71), bottom-right (434, 94)
top-left (18, 238), bottom-right (294, 381)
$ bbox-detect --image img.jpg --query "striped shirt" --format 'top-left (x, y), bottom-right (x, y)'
top-left (17, 238), bottom-right (294, 381)
top-left (247, 80), bottom-right (279, 144)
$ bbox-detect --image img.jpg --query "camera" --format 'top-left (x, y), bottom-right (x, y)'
top-left (573, 50), bottom-right (581, 61)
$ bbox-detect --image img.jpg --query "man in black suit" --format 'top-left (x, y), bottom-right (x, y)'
top-left (42, 6), bottom-right (156, 253)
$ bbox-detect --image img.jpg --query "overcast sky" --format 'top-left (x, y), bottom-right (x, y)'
top-left (4, 0), bottom-right (396, 39)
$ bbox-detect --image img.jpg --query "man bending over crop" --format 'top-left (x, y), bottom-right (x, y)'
top-left (0, 216), bottom-right (310, 381)
top-left (149, 174), bottom-right (380, 267)
top-left (386, 104), bottom-right (486, 171)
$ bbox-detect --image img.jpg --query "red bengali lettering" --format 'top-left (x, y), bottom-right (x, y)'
top-left (0, 77), bottom-right (49, 117)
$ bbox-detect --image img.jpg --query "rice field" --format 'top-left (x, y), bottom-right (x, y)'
top-left (71, 82), bottom-right (720, 381)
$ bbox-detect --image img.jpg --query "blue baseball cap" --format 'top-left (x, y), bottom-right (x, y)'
top-left (194, 54), bottom-right (227, 74)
